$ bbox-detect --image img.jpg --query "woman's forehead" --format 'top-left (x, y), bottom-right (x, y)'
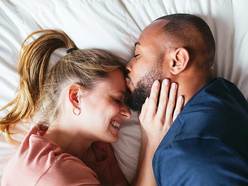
top-left (94, 70), bottom-right (126, 94)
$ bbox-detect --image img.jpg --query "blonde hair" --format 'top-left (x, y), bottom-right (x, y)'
top-left (0, 29), bottom-right (126, 143)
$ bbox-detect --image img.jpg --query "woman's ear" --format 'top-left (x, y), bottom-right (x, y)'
top-left (169, 47), bottom-right (189, 75)
top-left (68, 84), bottom-right (82, 108)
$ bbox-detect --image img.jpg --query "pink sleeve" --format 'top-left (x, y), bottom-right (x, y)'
top-left (2, 126), bottom-right (126, 186)
top-left (36, 154), bottom-right (101, 186)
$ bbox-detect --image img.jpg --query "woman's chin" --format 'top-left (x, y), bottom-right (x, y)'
top-left (110, 126), bottom-right (120, 137)
top-left (104, 130), bottom-right (119, 143)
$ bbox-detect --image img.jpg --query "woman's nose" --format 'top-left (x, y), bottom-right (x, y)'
top-left (126, 57), bottom-right (135, 72)
top-left (120, 105), bottom-right (131, 119)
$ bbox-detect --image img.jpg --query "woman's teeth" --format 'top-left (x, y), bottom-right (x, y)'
top-left (111, 121), bottom-right (120, 130)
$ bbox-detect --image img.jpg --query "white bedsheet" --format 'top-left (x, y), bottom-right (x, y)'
top-left (1, 0), bottom-right (248, 183)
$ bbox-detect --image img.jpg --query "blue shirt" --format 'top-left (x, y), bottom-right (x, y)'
top-left (153, 78), bottom-right (248, 186)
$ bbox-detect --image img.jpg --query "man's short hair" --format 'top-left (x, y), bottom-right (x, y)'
top-left (156, 14), bottom-right (215, 69)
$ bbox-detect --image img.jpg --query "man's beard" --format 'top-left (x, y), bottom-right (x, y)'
top-left (125, 70), bottom-right (162, 112)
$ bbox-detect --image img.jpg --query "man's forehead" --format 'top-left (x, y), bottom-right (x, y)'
top-left (135, 20), bottom-right (168, 47)
top-left (144, 19), bottom-right (168, 33)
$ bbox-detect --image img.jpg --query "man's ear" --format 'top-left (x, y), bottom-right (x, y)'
top-left (68, 84), bottom-right (82, 108)
top-left (169, 47), bottom-right (189, 75)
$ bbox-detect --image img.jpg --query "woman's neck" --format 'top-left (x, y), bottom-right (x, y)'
top-left (44, 125), bottom-right (93, 160)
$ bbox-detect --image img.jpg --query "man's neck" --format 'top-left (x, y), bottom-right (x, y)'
top-left (177, 73), bottom-right (212, 105)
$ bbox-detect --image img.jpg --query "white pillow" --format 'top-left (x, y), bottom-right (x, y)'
top-left (1, 0), bottom-right (248, 183)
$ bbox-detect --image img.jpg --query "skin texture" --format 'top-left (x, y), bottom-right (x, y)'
top-left (45, 57), bottom-right (183, 186)
top-left (44, 69), bottom-right (131, 159)
top-left (126, 19), bottom-right (210, 110)
top-left (128, 18), bottom-right (212, 186)
top-left (126, 21), bottom-right (167, 111)
top-left (132, 80), bottom-right (184, 186)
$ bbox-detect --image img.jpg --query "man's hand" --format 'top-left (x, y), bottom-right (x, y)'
top-left (133, 79), bottom-right (184, 186)
top-left (139, 79), bottom-right (184, 152)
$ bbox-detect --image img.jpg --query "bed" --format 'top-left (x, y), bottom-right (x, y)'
top-left (1, 0), bottom-right (248, 183)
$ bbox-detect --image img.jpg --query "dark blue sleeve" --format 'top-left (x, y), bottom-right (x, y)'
top-left (153, 138), bottom-right (248, 186)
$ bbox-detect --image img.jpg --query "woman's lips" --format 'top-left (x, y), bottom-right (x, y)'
top-left (109, 120), bottom-right (121, 137)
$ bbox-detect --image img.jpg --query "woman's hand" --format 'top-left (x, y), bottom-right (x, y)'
top-left (139, 79), bottom-right (184, 152)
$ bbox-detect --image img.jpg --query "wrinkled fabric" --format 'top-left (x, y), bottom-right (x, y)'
top-left (153, 78), bottom-right (248, 186)
top-left (2, 126), bottom-right (127, 186)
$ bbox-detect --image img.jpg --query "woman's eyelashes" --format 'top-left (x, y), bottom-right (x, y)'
top-left (112, 96), bottom-right (124, 105)
top-left (134, 54), bottom-right (140, 60)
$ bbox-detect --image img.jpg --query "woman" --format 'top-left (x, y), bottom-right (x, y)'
top-left (0, 30), bottom-right (183, 186)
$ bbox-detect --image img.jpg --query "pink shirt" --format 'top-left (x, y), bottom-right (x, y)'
top-left (2, 126), bottom-right (127, 186)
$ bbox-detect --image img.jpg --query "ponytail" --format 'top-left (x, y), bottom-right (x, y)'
top-left (0, 29), bottom-right (77, 143)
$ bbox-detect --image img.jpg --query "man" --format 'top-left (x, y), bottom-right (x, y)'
top-left (126, 14), bottom-right (248, 185)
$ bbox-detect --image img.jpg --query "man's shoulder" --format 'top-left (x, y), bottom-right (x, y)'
top-left (182, 78), bottom-right (248, 115)
top-left (155, 137), bottom-right (226, 166)
top-left (154, 137), bottom-right (248, 165)
top-left (153, 137), bottom-right (248, 186)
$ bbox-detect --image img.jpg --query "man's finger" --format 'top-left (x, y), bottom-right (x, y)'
top-left (156, 79), bottom-right (170, 120)
top-left (173, 95), bottom-right (184, 121)
top-left (139, 97), bottom-right (148, 122)
top-left (164, 83), bottom-right (178, 128)
top-left (147, 80), bottom-right (160, 118)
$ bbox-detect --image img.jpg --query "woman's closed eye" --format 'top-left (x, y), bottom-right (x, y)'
top-left (134, 54), bottom-right (140, 60)
top-left (112, 97), bottom-right (124, 105)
